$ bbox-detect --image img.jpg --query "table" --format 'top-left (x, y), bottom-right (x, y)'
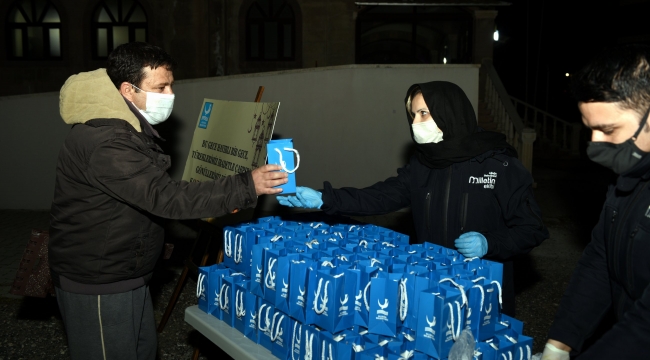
top-left (184, 305), bottom-right (279, 360)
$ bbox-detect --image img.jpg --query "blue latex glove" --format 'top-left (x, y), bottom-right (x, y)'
top-left (454, 231), bottom-right (488, 258)
top-left (276, 186), bottom-right (323, 209)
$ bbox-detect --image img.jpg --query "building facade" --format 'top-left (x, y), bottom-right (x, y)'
top-left (0, 0), bottom-right (506, 97)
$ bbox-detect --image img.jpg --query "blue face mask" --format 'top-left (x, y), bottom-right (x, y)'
top-left (586, 106), bottom-right (650, 174)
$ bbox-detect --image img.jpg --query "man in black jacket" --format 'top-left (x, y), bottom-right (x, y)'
top-left (276, 81), bottom-right (549, 316)
top-left (539, 44), bottom-right (650, 360)
top-left (49, 42), bottom-right (287, 360)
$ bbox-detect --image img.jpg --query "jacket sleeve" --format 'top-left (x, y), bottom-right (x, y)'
top-left (574, 283), bottom-right (650, 359)
top-left (483, 156), bottom-right (549, 259)
top-left (320, 164), bottom-right (412, 216)
top-left (547, 209), bottom-right (614, 356)
top-left (86, 135), bottom-right (258, 220)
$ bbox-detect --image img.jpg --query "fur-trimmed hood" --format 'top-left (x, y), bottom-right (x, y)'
top-left (59, 68), bottom-right (141, 132)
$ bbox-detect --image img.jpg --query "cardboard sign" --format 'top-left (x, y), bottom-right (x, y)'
top-left (182, 99), bottom-right (280, 182)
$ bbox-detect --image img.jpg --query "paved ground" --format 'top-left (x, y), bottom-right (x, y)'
top-left (0, 155), bottom-right (615, 359)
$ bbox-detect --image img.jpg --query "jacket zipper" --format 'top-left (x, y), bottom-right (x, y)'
top-left (612, 181), bottom-right (650, 294)
top-left (425, 192), bottom-right (431, 233)
top-left (460, 193), bottom-right (469, 232)
top-left (526, 197), bottom-right (544, 230)
top-left (443, 167), bottom-right (452, 247)
top-left (626, 227), bottom-right (639, 296)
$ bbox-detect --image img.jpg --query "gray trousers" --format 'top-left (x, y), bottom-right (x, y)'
top-left (55, 285), bottom-right (157, 360)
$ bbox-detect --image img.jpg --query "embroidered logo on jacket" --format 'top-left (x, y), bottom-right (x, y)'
top-left (468, 172), bottom-right (497, 189)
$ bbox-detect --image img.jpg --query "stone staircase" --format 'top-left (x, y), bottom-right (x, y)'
top-left (477, 97), bottom-right (579, 160)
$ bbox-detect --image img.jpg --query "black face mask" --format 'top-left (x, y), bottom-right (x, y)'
top-left (586, 106), bottom-right (650, 174)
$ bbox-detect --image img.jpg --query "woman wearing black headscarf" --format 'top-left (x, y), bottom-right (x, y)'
top-left (277, 81), bottom-right (549, 315)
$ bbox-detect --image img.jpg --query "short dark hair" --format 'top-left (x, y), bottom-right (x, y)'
top-left (572, 43), bottom-right (650, 115)
top-left (106, 42), bottom-right (176, 89)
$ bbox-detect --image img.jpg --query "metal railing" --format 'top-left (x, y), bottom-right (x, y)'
top-left (481, 59), bottom-right (537, 174)
top-left (510, 97), bottom-right (582, 157)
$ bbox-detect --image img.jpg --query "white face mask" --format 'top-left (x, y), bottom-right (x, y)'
top-left (411, 119), bottom-right (444, 144)
top-left (132, 84), bottom-right (175, 125)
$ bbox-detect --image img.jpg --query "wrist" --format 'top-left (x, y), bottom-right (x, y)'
top-left (546, 340), bottom-right (571, 352)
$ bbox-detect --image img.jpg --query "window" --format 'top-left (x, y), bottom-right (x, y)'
top-left (356, 6), bottom-right (471, 64)
top-left (246, 0), bottom-right (295, 61)
top-left (6, 0), bottom-right (62, 60)
top-left (92, 0), bottom-right (147, 59)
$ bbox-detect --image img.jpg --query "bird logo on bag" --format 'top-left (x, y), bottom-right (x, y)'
top-left (484, 303), bottom-right (493, 324)
top-left (282, 278), bottom-right (289, 297)
top-left (425, 315), bottom-right (437, 338)
top-left (355, 290), bottom-right (363, 311)
top-left (339, 294), bottom-right (349, 316)
top-left (376, 299), bottom-right (390, 317)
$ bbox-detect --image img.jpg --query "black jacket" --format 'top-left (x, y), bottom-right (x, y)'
top-left (548, 155), bottom-right (650, 359)
top-left (321, 150), bottom-right (548, 314)
top-left (49, 69), bottom-right (257, 293)
top-left (320, 81), bottom-right (548, 315)
top-left (323, 150), bottom-right (546, 257)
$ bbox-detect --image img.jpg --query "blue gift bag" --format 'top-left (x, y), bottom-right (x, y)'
top-left (263, 247), bottom-right (288, 304)
top-left (515, 334), bottom-right (533, 360)
top-left (306, 267), bottom-right (353, 333)
top-left (350, 266), bottom-right (380, 328)
top-left (257, 300), bottom-right (275, 350)
top-left (233, 279), bottom-right (249, 334)
top-left (498, 313), bottom-right (524, 335)
top-left (270, 310), bottom-right (291, 359)
top-left (401, 273), bottom-right (430, 331)
top-left (250, 243), bottom-right (272, 297)
top-left (218, 274), bottom-right (237, 325)
top-left (243, 293), bottom-right (260, 343)
top-left (267, 138), bottom-right (299, 194)
top-left (300, 325), bottom-right (321, 360)
top-left (288, 259), bottom-right (315, 324)
top-left (414, 286), bottom-right (465, 359)
top-left (196, 264), bottom-right (231, 316)
top-left (477, 279), bottom-right (503, 342)
top-left (494, 333), bottom-right (518, 360)
top-left (274, 253), bottom-right (300, 314)
top-left (474, 341), bottom-right (498, 360)
top-left (222, 227), bottom-right (241, 270)
top-left (320, 330), bottom-right (354, 360)
top-left (367, 273), bottom-right (401, 337)
top-left (288, 319), bottom-right (303, 360)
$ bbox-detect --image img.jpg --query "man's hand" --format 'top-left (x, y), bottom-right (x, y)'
top-left (251, 164), bottom-right (288, 195)
top-left (541, 340), bottom-right (571, 360)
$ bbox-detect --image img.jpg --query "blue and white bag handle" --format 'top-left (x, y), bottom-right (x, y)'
top-left (224, 230), bottom-right (233, 258)
top-left (234, 233), bottom-right (243, 264)
top-left (196, 273), bottom-right (206, 298)
top-left (439, 278), bottom-right (468, 307)
top-left (270, 312), bottom-right (285, 342)
top-left (292, 322), bottom-right (302, 360)
top-left (313, 278), bottom-right (329, 315)
top-left (265, 257), bottom-right (277, 291)
top-left (446, 300), bottom-right (463, 341)
top-left (321, 340), bottom-right (333, 360)
top-left (275, 147), bottom-right (300, 173)
top-left (399, 278), bottom-right (408, 322)
top-left (219, 283), bottom-right (230, 311)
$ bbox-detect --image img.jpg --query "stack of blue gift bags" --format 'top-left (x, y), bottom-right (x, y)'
top-left (196, 216), bottom-right (534, 360)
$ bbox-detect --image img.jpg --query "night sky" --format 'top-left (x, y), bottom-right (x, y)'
top-left (492, 1), bottom-right (620, 123)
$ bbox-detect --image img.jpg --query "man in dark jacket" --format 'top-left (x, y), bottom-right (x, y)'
top-left (49, 42), bottom-right (287, 360)
top-left (276, 81), bottom-right (549, 316)
top-left (540, 44), bottom-right (650, 360)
